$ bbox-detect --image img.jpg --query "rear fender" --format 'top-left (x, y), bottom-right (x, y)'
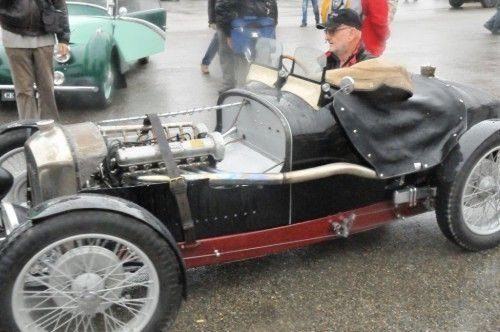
top-left (438, 120), bottom-right (500, 182)
top-left (28, 193), bottom-right (188, 296)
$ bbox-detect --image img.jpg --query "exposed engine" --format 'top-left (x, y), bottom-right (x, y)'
top-left (25, 120), bottom-right (226, 205)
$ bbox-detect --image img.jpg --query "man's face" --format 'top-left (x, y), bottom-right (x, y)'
top-left (324, 25), bottom-right (356, 55)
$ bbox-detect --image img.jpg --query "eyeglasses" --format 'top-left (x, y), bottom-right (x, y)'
top-left (324, 27), bottom-right (350, 36)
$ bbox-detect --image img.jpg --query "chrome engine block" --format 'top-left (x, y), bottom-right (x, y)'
top-left (25, 120), bottom-right (226, 205)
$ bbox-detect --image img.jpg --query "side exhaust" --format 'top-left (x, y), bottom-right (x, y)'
top-left (137, 162), bottom-right (378, 186)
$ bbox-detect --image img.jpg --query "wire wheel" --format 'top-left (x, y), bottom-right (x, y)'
top-left (12, 233), bottom-right (160, 332)
top-left (0, 146), bottom-right (27, 204)
top-left (461, 147), bottom-right (500, 235)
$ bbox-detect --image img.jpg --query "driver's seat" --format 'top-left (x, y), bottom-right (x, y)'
top-left (0, 167), bottom-right (13, 201)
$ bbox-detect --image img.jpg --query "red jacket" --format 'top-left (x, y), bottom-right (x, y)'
top-left (361, 0), bottom-right (389, 56)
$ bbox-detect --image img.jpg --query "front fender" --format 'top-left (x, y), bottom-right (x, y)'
top-left (28, 193), bottom-right (188, 296)
top-left (84, 31), bottom-right (114, 83)
top-left (438, 119), bottom-right (500, 182)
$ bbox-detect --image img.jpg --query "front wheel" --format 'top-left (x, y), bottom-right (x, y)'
top-left (0, 211), bottom-right (183, 331)
top-left (94, 60), bottom-right (118, 109)
top-left (449, 0), bottom-right (464, 8)
top-left (436, 135), bottom-right (500, 251)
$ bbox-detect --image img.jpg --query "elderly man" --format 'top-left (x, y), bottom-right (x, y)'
top-left (0, 0), bottom-right (70, 121)
top-left (317, 8), bottom-right (373, 69)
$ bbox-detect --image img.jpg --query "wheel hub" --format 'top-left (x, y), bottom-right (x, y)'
top-left (49, 246), bottom-right (124, 312)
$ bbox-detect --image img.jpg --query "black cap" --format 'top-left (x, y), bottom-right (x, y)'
top-left (316, 8), bottom-right (362, 31)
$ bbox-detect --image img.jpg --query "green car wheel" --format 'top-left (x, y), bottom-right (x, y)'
top-left (95, 59), bottom-right (118, 109)
top-left (449, 0), bottom-right (464, 8)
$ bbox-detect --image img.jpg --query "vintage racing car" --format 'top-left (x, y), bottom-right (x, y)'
top-left (0, 0), bottom-right (166, 108)
top-left (0, 41), bottom-right (499, 331)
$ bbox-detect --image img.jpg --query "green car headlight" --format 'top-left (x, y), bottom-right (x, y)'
top-left (53, 45), bottom-right (71, 63)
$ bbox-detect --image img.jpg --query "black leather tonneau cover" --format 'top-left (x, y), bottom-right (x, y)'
top-left (333, 75), bottom-right (500, 179)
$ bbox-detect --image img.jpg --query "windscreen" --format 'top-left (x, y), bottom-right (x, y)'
top-left (252, 38), bottom-right (283, 69)
top-left (291, 47), bottom-right (327, 82)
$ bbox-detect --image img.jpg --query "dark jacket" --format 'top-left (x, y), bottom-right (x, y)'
top-left (325, 46), bottom-right (374, 70)
top-left (215, 0), bottom-right (278, 36)
top-left (0, 0), bottom-right (70, 44)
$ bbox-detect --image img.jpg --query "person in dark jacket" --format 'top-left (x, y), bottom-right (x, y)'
top-left (317, 8), bottom-right (373, 69)
top-left (215, 0), bottom-right (278, 93)
top-left (0, 0), bottom-right (70, 120)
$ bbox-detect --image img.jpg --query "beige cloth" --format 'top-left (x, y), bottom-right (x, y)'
top-left (325, 58), bottom-right (413, 97)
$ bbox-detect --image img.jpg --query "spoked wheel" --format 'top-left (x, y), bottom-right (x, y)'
top-left (0, 211), bottom-right (183, 332)
top-left (436, 135), bottom-right (500, 251)
top-left (0, 147), bottom-right (27, 204)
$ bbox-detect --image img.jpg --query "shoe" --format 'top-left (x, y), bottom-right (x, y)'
top-left (201, 64), bottom-right (210, 74)
top-left (300, 23), bottom-right (307, 27)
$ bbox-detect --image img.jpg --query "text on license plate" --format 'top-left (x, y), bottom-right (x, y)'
top-left (1, 91), bottom-right (15, 101)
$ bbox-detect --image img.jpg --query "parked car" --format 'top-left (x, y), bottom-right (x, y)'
top-left (449, 0), bottom-right (498, 8)
top-left (0, 0), bottom-right (166, 108)
top-left (0, 40), bottom-right (500, 331)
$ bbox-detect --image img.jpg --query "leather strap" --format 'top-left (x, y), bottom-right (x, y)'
top-left (145, 114), bottom-right (196, 244)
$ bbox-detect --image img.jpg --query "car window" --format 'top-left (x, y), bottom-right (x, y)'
top-left (117, 0), bottom-right (159, 13)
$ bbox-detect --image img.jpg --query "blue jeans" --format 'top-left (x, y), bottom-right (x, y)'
top-left (301, 0), bottom-right (319, 25)
top-left (201, 32), bottom-right (219, 65)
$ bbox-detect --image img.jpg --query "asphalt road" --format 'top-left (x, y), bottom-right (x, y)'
top-left (1, 0), bottom-right (499, 331)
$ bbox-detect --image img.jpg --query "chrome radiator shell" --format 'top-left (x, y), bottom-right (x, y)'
top-left (26, 122), bottom-right (107, 205)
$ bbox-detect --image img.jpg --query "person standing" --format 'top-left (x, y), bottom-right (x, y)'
top-left (301, 0), bottom-right (320, 27)
top-left (0, 0), bottom-right (70, 121)
top-left (201, 0), bottom-right (219, 74)
top-left (215, 0), bottom-right (278, 94)
top-left (484, 0), bottom-right (500, 34)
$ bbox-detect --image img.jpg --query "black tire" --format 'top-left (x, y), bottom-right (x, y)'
top-left (95, 58), bottom-right (118, 109)
top-left (0, 127), bottom-right (32, 156)
top-left (449, 0), bottom-right (464, 8)
top-left (436, 134), bottom-right (500, 251)
top-left (0, 211), bottom-right (183, 332)
top-left (480, 0), bottom-right (497, 8)
top-left (0, 128), bottom-right (34, 204)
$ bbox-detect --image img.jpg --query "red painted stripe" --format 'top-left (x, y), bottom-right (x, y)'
top-left (179, 201), bottom-right (426, 268)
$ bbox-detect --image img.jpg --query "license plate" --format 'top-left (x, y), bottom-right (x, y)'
top-left (1, 91), bottom-right (15, 101)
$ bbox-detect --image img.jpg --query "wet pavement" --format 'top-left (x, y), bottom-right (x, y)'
top-left (1, 0), bottom-right (499, 331)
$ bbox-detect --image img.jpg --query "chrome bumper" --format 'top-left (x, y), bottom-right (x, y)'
top-left (0, 84), bottom-right (99, 93)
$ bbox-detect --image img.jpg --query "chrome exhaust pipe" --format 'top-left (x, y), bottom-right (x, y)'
top-left (137, 162), bottom-right (377, 186)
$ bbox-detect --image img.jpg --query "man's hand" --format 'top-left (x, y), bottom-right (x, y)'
top-left (57, 43), bottom-right (70, 57)
top-left (226, 37), bottom-right (232, 50)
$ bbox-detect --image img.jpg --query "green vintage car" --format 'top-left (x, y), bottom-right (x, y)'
top-left (0, 0), bottom-right (166, 108)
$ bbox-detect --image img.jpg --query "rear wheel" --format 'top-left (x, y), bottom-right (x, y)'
top-left (436, 135), bottom-right (500, 251)
top-left (0, 210), bottom-right (183, 332)
top-left (449, 0), bottom-right (464, 8)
